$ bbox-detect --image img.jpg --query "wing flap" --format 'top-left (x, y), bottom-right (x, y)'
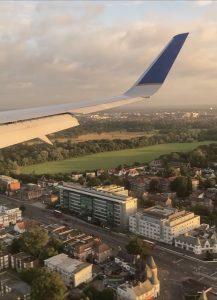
top-left (0, 114), bottom-right (79, 148)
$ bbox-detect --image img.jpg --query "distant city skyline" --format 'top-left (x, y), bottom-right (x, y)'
top-left (0, 0), bottom-right (216, 110)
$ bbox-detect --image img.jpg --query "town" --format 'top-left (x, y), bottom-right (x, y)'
top-left (0, 142), bottom-right (216, 299)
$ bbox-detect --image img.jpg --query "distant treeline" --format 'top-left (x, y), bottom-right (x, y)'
top-left (0, 126), bottom-right (216, 174)
top-left (54, 117), bottom-right (217, 137)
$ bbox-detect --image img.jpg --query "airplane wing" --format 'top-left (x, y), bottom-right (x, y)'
top-left (0, 33), bottom-right (188, 149)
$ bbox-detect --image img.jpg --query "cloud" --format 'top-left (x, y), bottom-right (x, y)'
top-left (196, 0), bottom-right (213, 6)
top-left (0, 1), bottom-right (216, 110)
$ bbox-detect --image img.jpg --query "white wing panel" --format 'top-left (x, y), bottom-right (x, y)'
top-left (0, 114), bottom-right (79, 148)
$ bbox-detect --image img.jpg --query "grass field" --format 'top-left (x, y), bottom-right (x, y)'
top-left (20, 141), bottom-right (215, 175)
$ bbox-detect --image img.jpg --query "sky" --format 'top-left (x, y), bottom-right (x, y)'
top-left (0, 0), bottom-right (216, 110)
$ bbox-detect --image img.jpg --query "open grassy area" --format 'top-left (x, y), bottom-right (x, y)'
top-left (20, 141), bottom-right (215, 175)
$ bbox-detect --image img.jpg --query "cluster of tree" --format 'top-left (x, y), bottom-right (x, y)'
top-left (161, 143), bottom-right (217, 168)
top-left (125, 238), bottom-right (150, 257)
top-left (82, 286), bottom-right (116, 300)
top-left (190, 205), bottom-right (217, 227)
top-left (170, 176), bottom-right (192, 198)
top-left (10, 225), bottom-right (64, 260)
top-left (21, 268), bottom-right (68, 300)
top-left (0, 130), bottom-right (212, 175)
top-left (54, 116), bottom-right (217, 138)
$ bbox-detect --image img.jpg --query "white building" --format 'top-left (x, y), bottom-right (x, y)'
top-left (129, 206), bottom-right (200, 244)
top-left (44, 253), bottom-right (92, 287)
top-left (0, 206), bottom-right (22, 228)
top-left (117, 256), bottom-right (160, 300)
top-left (59, 184), bottom-right (137, 227)
top-left (175, 224), bottom-right (217, 255)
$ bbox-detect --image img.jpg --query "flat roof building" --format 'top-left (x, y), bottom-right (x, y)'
top-left (59, 184), bottom-right (137, 227)
top-left (0, 206), bottom-right (22, 228)
top-left (129, 206), bottom-right (200, 244)
top-left (44, 253), bottom-right (92, 287)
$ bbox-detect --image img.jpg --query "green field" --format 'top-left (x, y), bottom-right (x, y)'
top-left (21, 141), bottom-right (215, 175)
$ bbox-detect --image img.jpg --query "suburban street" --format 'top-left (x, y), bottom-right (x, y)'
top-left (2, 194), bottom-right (217, 299)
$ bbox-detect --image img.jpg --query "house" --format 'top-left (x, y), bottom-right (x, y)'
top-left (20, 184), bottom-right (43, 201)
top-left (14, 220), bottom-right (38, 234)
top-left (127, 169), bottom-right (140, 178)
top-left (0, 175), bottom-right (20, 193)
top-left (117, 256), bottom-right (160, 300)
top-left (149, 160), bottom-right (163, 168)
top-left (96, 169), bottom-right (105, 176)
top-left (191, 179), bottom-right (200, 191)
top-left (175, 224), bottom-right (217, 255)
top-left (44, 253), bottom-right (92, 287)
top-left (14, 221), bottom-right (26, 234)
top-left (0, 206), bottom-right (22, 228)
top-left (0, 271), bottom-right (31, 300)
top-left (10, 252), bottom-right (39, 271)
top-left (93, 242), bottom-right (112, 263)
top-left (86, 172), bottom-right (96, 178)
top-left (71, 173), bottom-right (83, 181)
top-left (145, 193), bottom-right (173, 207)
top-left (115, 251), bottom-right (144, 274)
top-left (114, 169), bottom-right (127, 177)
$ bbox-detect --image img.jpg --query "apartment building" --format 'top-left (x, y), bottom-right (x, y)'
top-left (10, 252), bottom-right (39, 271)
top-left (59, 184), bottom-right (137, 227)
top-left (129, 206), bottom-right (200, 244)
top-left (44, 253), bottom-right (92, 287)
top-left (0, 253), bottom-right (9, 271)
top-left (0, 175), bottom-right (20, 192)
top-left (0, 206), bottom-right (22, 228)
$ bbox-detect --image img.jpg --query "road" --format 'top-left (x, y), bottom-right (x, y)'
top-left (2, 195), bottom-right (217, 299)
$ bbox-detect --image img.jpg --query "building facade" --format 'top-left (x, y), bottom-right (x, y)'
top-left (129, 206), bottom-right (200, 244)
top-left (59, 184), bottom-right (137, 227)
top-left (0, 206), bottom-right (22, 228)
top-left (175, 224), bottom-right (217, 255)
top-left (44, 253), bottom-right (92, 287)
top-left (117, 256), bottom-right (160, 300)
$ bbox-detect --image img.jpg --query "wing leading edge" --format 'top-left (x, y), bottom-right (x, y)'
top-left (0, 33), bottom-right (188, 148)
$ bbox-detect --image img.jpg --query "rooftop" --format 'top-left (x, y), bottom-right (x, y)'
top-left (0, 271), bottom-right (30, 298)
top-left (44, 253), bottom-right (91, 274)
top-left (143, 206), bottom-right (178, 219)
top-left (59, 183), bottom-right (136, 204)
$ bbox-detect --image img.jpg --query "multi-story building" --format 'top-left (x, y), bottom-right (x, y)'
top-left (10, 252), bottom-right (39, 271)
top-left (0, 253), bottom-right (9, 271)
top-left (0, 271), bottom-right (30, 299)
top-left (0, 206), bottom-right (22, 228)
top-left (44, 253), bottom-right (92, 287)
top-left (0, 175), bottom-right (20, 192)
top-left (129, 206), bottom-right (200, 244)
top-left (20, 184), bottom-right (43, 201)
top-left (59, 184), bottom-right (137, 227)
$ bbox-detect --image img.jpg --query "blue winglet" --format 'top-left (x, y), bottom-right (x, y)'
top-left (137, 33), bottom-right (189, 85)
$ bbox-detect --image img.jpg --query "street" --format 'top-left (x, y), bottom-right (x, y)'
top-left (1, 195), bottom-right (217, 299)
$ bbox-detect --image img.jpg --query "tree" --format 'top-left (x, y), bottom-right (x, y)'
top-left (125, 238), bottom-right (149, 257)
top-left (39, 247), bottom-right (58, 260)
top-left (149, 178), bottom-right (161, 193)
top-left (170, 176), bottom-right (192, 197)
top-left (84, 286), bottom-right (116, 300)
top-left (30, 268), bottom-right (68, 300)
top-left (10, 238), bottom-right (23, 254)
top-left (20, 225), bottom-right (49, 257)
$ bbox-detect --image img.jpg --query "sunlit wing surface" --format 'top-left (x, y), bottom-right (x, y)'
top-left (0, 33), bottom-right (188, 148)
